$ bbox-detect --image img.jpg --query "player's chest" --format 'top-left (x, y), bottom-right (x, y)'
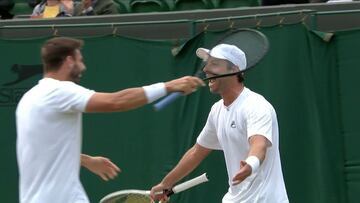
top-left (215, 108), bottom-right (247, 142)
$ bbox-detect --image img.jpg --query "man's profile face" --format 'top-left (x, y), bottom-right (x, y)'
top-left (69, 50), bottom-right (86, 83)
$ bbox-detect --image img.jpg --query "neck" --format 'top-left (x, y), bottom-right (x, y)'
top-left (221, 83), bottom-right (244, 106)
top-left (44, 71), bottom-right (68, 81)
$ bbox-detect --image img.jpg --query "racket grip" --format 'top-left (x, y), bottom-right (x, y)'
top-left (172, 173), bottom-right (209, 194)
top-left (153, 92), bottom-right (182, 111)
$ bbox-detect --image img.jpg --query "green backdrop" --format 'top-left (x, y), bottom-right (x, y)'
top-left (1, 23), bottom-right (359, 202)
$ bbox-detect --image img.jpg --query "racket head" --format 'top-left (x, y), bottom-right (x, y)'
top-left (218, 28), bottom-right (269, 70)
top-left (199, 28), bottom-right (269, 80)
top-left (99, 190), bottom-right (152, 203)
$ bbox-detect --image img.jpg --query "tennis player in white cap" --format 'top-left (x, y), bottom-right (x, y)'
top-left (151, 44), bottom-right (289, 203)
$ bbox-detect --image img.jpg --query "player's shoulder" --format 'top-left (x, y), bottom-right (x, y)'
top-left (245, 88), bottom-right (268, 103)
top-left (16, 82), bottom-right (43, 113)
top-left (210, 99), bottom-right (223, 111)
top-left (22, 78), bottom-right (85, 100)
top-left (19, 79), bottom-right (46, 101)
top-left (41, 78), bottom-right (87, 93)
top-left (243, 88), bottom-right (274, 110)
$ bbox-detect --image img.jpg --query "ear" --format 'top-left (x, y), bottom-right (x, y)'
top-left (65, 55), bottom-right (75, 66)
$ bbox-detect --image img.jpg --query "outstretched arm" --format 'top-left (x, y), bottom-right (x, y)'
top-left (232, 135), bottom-right (270, 185)
top-left (81, 154), bottom-right (121, 181)
top-left (150, 144), bottom-right (211, 201)
top-left (85, 76), bottom-right (204, 112)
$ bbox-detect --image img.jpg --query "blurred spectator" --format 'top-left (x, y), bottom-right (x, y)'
top-left (74, 0), bottom-right (119, 16)
top-left (0, 0), bottom-right (14, 19)
top-left (61, 0), bottom-right (74, 14)
top-left (31, 0), bottom-right (73, 18)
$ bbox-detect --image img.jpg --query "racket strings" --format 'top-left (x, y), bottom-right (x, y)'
top-left (107, 193), bottom-right (152, 203)
top-left (125, 193), bottom-right (152, 203)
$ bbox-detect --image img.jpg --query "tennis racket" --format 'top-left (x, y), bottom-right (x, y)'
top-left (99, 173), bottom-right (209, 203)
top-left (153, 28), bottom-right (270, 111)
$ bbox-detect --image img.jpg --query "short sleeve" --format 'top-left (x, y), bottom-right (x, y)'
top-left (246, 101), bottom-right (273, 144)
top-left (49, 81), bottom-right (95, 113)
top-left (197, 107), bottom-right (222, 150)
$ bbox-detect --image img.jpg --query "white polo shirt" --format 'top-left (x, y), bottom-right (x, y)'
top-left (16, 78), bottom-right (95, 203)
top-left (197, 87), bottom-right (288, 203)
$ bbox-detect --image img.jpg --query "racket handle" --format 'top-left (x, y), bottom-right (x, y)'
top-left (153, 92), bottom-right (182, 111)
top-left (172, 173), bottom-right (209, 194)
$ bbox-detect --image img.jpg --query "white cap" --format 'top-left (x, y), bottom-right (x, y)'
top-left (196, 44), bottom-right (247, 71)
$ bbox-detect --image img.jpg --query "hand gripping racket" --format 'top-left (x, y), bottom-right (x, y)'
top-left (153, 28), bottom-right (269, 111)
top-left (99, 173), bottom-right (209, 203)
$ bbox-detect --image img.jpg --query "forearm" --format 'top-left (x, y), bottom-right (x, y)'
top-left (162, 144), bottom-right (210, 187)
top-left (245, 135), bottom-right (270, 174)
top-left (80, 154), bottom-right (92, 167)
top-left (248, 142), bottom-right (267, 163)
top-left (86, 87), bottom-right (158, 112)
top-left (107, 88), bottom-right (149, 111)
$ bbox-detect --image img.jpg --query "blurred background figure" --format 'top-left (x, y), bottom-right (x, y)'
top-left (0, 0), bottom-right (14, 19)
top-left (74, 0), bottom-right (119, 16)
top-left (31, 0), bottom-right (73, 19)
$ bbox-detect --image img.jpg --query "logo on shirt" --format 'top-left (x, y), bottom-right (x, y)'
top-left (230, 121), bottom-right (236, 128)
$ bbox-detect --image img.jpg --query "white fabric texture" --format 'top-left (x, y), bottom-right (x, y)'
top-left (16, 78), bottom-right (95, 203)
top-left (197, 87), bottom-right (288, 203)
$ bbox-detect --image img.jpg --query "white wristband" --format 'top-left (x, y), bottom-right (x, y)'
top-left (142, 82), bottom-right (167, 103)
top-left (245, 156), bottom-right (260, 174)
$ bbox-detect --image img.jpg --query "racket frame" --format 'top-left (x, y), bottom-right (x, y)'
top-left (99, 173), bottom-right (209, 203)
